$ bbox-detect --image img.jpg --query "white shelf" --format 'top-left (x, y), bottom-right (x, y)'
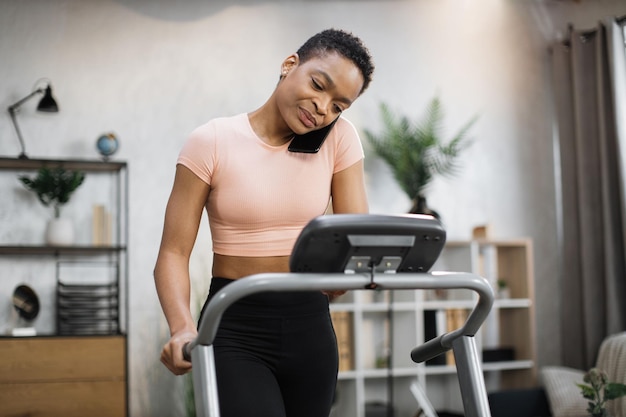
top-left (422, 299), bottom-right (476, 309)
top-left (420, 364), bottom-right (458, 376)
top-left (495, 298), bottom-right (532, 308)
top-left (330, 238), bottom-right (537, 417)
top-left (361, 302), bottom-right (419, 312)
top-left (330, 303), bottom-right (356, 312)
top-left (481, 360), bottom-right (534, 372)
top-left (337, 370), bottom-right (359, 380)
top-left (421, 298), bottom-right (532, 310)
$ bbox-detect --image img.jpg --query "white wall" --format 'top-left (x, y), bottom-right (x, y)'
top-left (0, 0), bottom-right (624, 415)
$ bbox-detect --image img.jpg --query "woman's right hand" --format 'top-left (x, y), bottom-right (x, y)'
top-left (154, 165), bottom-right (210, 376)
top-left (160, 329), bottom-right (197, 375)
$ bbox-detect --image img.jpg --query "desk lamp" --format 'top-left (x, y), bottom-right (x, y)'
top-left (7, 80), bottom-right (59, 159)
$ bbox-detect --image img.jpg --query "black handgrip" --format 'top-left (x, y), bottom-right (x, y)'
top-left (411, 334), bottom-right (449, 363)
top-left (182, 342), bottom-right (192, 362)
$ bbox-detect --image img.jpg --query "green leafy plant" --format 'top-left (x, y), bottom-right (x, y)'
top-left (577, 367), bottom-right (626, 417)
top-left (19, 167), bottom-right (85, 218)
top-left (363, 97), bottom-right (477, 213)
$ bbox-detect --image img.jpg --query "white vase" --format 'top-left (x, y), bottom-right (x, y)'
top-left (45, 218), bottom-right (75, 246)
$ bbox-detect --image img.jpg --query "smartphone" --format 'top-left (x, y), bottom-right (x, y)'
top-left (288, 117), bottom-right (339, 153)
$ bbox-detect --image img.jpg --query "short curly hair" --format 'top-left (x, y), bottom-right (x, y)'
top-left (297, 28), bottom-right (375, 95)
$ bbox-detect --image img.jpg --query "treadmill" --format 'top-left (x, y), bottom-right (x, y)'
top-left (184, 213), bottom-right (494, 417)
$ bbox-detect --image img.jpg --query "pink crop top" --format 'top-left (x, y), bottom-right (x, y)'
top-left (177, 113), bottom-right (364, 257)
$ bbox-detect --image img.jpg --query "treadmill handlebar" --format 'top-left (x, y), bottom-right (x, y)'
top-left (183, 342), bottom-right (192, 362)
top-left (184, 271), bottom-right (495, 363)
top-left (411, 334), bottom-right (448, 363)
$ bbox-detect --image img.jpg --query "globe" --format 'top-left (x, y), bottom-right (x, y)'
top-left (96, 133), bottom-right (119, 160)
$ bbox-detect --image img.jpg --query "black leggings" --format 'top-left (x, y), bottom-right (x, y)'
top-left (199, 277), bottom-right (338, 417)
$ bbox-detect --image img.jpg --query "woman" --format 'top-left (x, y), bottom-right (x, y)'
top-left (154, 28), bottom-right (374, 417)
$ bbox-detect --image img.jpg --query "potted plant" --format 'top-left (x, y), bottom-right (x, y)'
top-left (363, 96), bottom-right (477, 216)
top-left (497, 279), bottom-right (510, 299)
top-left (577, 367), bottom-right (626, 417)
top-left (19, 167), bottom-right (85, 245)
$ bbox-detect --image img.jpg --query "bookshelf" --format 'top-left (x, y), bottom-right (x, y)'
top-left (0, 157), bottom-right (128, 416)
top-left (329, 239), bottom-right (536, 417)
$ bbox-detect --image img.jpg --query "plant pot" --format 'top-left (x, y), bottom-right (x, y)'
top-left (410, 195), bottom-right (441, 219)
top-left (46, 218), bottom-right (75, 246)
top-left (498, 287), bottom-right (511, 299)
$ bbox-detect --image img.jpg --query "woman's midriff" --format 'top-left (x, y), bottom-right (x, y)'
top-left (212, 253), bottom-right (291, 280)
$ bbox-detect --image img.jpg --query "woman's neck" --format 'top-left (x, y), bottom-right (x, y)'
top-left (248, 102), bottom-right (293, 147)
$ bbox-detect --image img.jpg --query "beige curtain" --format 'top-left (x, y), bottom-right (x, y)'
top-left (551, 17), bottom-right (626, 370)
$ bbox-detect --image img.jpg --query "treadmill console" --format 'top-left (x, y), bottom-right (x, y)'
top-left (290, 214), bottom-right (446, 274)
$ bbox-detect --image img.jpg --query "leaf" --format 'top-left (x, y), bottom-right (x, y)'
top-left (364, 97), bottom-right (478, 201)
top-left (577, 383), bottom-right (596, 400)
top-left (604, 382), bottom-right (626, 400)
top-left (18, 167), bottom-right (85, 217)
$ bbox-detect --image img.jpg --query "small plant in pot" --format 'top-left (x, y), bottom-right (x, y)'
top-left (363, 96), bottom-right (477, 217)
top-left (577, 367), bottom-right (626, 417)
top-left (19, 167), bottom-right (85, 246)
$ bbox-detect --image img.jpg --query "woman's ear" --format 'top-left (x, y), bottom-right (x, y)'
top-left (280, 53), bottom-right (299, 77)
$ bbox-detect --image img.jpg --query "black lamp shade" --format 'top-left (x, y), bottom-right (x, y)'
top-left (36, 85), bottom-right (58, 112)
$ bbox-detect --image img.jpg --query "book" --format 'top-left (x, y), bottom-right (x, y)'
top-left (445, 308), bottom-right (469, 365)
top-left (423, 310), bottom-right (446, 366)
top-left (331, 311), bottom-right (354, 371)
top-left (92, 204), bottom-right (112, 246)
